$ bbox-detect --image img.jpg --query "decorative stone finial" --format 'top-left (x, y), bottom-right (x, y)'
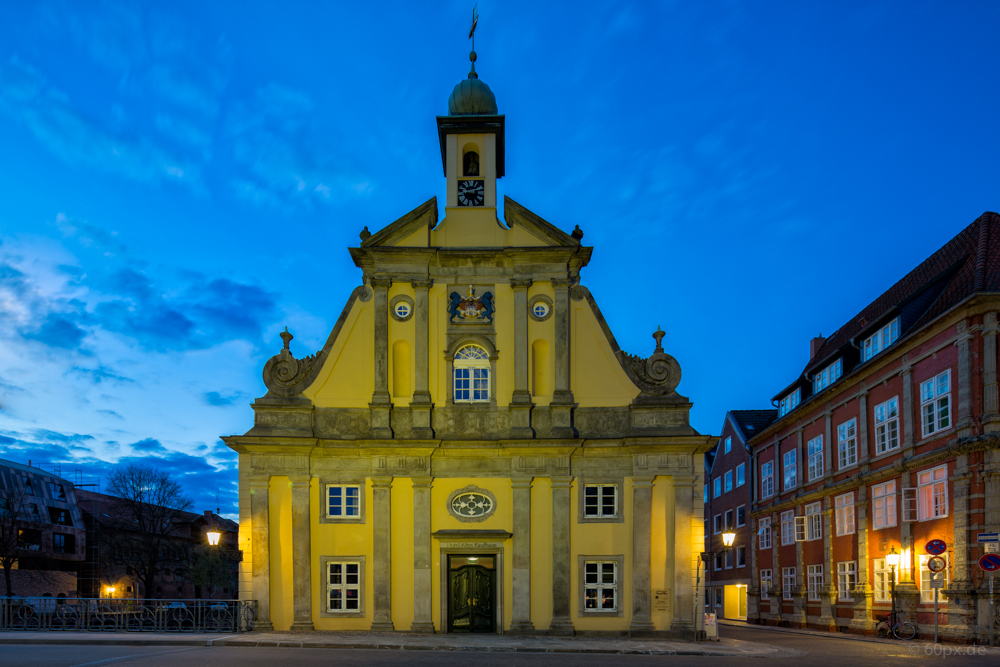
top-left (280, 327), bottom-right (293, 351)
top-left (571, 225), bottom-right (584, 240)
top-left (359, 226), bottom-right (371, 242)
top-left (652, 326), bottom-right (665, 352)
top-left (468, 51), bottom-right (478, 79)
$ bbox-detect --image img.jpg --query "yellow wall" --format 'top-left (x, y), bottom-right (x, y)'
top-left (529, 478), bottom-right (554, 630)
top-left (390, 478), bottom-right (415, 631)
top-left (571, 300), bottom-right (640, 406)
top-left (650, 476), bottom-right (676, 630)
top-left (269, 476), bottom-right (293, 630)
top-left (306, 298), bottom-right (374, 407)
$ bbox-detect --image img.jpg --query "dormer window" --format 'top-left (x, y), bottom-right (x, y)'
top-left (862, 317), bottom-right (900, 362)
top-left (778, 388), bottom-right (801, 417)
top-left (813, 358), bottom-right (843, 393)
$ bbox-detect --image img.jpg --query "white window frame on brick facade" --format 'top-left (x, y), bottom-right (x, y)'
top-left (725, 509), bottom-right (733, 531)
top-left (918, 553), bottom-right (949, 603)
top-left (779, 388), bottom-right (801, 417)
top-left (873, 558), bottom-right (895, 602)
top-left (725, 549), bottom-right (733, 569)
top-left (872, 480), bottom-right (897, 529)
top-left (760, 569), bottom-right (772, 600)
top-left (714, 514), bottom-right (722, 535)
top-left (837, 561), bottom-right (856, 601)
top-left (761, 461), bottom-right (774, 499)
top-left (874, 397), bottom-right (900, 454)
top-left (902, 487), bottom-right (918, 522)
top-left (724, 436), bottom-right (731, 454)
top-left (920, 370), bottom-right (951, 437)
top-left (916, 464), bottom-right (948, 521)
top-left (714, 477), bottom-right (721, 498)
top-left (714, 553), bottom-right (722, 571)
top-left (783, 449), bottom-right (797, 490)
top-left (715, 587), bottom-right (723, 606)
top-left (724, 470), bottom-right (733, 493)
top-left (805, 502), bottom-right (822, 541)
top-left (834, 492), bottom-right (855, 536)
top-left (862, 317), bottom-right (900, 362)
top-left (813, 358), bottom-right (843, 393)
top-left (703, 485), bottom-right (707, 503)
top-left (736, 505), bottom-right (746, 527)
top-left (736, 463), bottom-right (745, 487)
top-left (807, 435), bottom-right (824, 481)
top-left (736, 545), bottom-right (746, 567)
top-left (782, 567), bottom-right (796, 600)
top-left (758, 517), bottom-right (772, 550)
top-left (837, 418), bottom-right (857, 469)
top-left (780, 510), bottom-right (795, 545)
top-left (807, 564), bottom-right (823, 601)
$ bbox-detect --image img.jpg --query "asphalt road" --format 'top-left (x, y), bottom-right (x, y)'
top-left (2, 625), bottom-right (995, 667)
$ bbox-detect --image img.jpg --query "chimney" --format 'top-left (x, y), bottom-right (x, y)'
top-left (204, 510), bottom-right (213, 519)
top-left (810, 335), bottom-right (825, 360)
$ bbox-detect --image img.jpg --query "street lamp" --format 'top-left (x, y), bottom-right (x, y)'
top-left (206, 528), bottom-right (222, 546)
top-left (696, 528), bottom-right (737, 641)
top-left (206, 524), bottom-right (243, 563)
top-left (886, 546), bottom-right (900, 625)
top-left (105, 586), bottom-right (116, 598)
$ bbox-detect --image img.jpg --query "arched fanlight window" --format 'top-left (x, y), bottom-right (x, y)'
top-left (454, 345), bottom-right (490, 402)
top-left (463, 151), bottom-right (480, 177)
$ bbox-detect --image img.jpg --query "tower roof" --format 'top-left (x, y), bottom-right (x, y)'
top-left (447, 51), bottom-right (498, 115)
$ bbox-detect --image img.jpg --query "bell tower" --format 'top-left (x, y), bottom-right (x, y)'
top-left (435, 13), bottom-right (504, 238)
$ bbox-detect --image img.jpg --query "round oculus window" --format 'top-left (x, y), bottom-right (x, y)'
top-left (450, 491), bottom-right (494, 518)
top-left (532, 302), bottom-right (550, 318)
top-left (394, 302), bottom-right (411, 318)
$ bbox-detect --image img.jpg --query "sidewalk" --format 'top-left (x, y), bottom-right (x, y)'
top-left (0, 629), bottom-right (799, 657)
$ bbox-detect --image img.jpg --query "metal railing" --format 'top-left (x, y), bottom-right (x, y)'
top-left (0, 597), bottom-right (257, 633)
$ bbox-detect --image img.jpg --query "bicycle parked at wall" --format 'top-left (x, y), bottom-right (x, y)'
top-left (875, 611), bottom-right (917, 640)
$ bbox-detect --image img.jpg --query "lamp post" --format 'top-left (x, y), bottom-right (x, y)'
top-left (696, 529), bottom-right (736, 641)
top-left (886, 546), bottom-right (900, 626)
top-left (206, 525), bottom-right (243, 563)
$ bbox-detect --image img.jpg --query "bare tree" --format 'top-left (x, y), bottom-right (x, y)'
top-left (101, 464), bottom-right (192, 599)
top-left (189, 545), bottom-right (233, 599)
top-left (0, 478), bottom-right (31, 596)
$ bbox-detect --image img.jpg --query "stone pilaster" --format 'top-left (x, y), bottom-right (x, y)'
top-left (796, 429), bottom-right (804, 486)
top-left (548, 476), bottom-right (574, 635)
top-left (818, 497), bottom-right (835, 630)
top-left (410, 477), bottom-right (435, 632)
top-left (249, 477), bottom-right (273, 631)
top-left (510, 477), bottom-right (534, 632)
top-left (629, 476), bottom-right (655, 634)
top-left (983, 313), bottom-right (1000, 432)
top-left (549, 279), bottom-right (575, 438)
top-left (955, 321), bottom-right (975, 437)
top-left (772, 511), bottom-right (781, 623)
top-left (509, 279), bottom-right (534, 438)
top-left (671, 475), bottom-right (696, 637)
top-left (370, 476), bottom-right (394, 631)
top-left (901, 364), bottom-right (915, 454)
top-left (792, 534), bottom-right (806, 626)
top-left (850, 484), bottom-right (873, 632)
top-left (895, 469), bottom-right (920, 614)
top-left (948, 463), bottom-right (972, 630)
top-left (369, 278), bottom-right (393, 438)
top-left (289, 476), bottom-right (314, 631)
top-left (824, 409), bottom-right (834, 483)
top-left (858, 389), bottom-right (870, 466)
top-left (409, 280), bottom-right (434, 438)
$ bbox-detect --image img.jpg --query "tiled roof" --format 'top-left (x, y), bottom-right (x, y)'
top-left (0, 457), bottom-right (71, 482)
top-left (802, 211), bottom-right (1000, 372)
top-left (730, 410), bottom-right (778, 442)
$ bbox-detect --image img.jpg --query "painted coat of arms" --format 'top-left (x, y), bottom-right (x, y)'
top-left (448, 285), bottom-right (494, 323)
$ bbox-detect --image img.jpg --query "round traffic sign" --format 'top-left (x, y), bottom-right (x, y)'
top-left (927, 556), bottom-right (947, 572)
top-left (980, 553), bottom-right (1000, 572)
top-left (925, 539), bottom-right (948, 555)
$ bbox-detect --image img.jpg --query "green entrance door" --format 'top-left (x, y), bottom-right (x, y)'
top-left (447, 555), bottom-right (495, 633)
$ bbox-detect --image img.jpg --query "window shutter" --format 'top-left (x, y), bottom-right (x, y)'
top-left (794, 516), bottom-right (806, 541)
top-left (902, 488), bottom-right (917, 522)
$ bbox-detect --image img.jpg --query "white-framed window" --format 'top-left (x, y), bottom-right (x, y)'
top-left (873, 558), bottom-right (895, 602)
top-left (758, 517), bottom-right (772, 550)
top-left (920, 370), bottom-right (951, 436)
top-left (327, 485), bottom-right (361, 518)
top-left (805, 502), bottom-right (822, 541)
top-left (714, 514), bottom-right (722, 534)
top-left (725, 549), bottom-right (733, 569)
top-left (583, 561), bottom-right (619, 612)
top-left (725, 509), bottom-right (733, 530)
top-left (394, 302), bottom-right (411, 319)
top-left (779, 388), bottom-right (801, 417)
top-left (835, 492), bottom-right (855, 536)
top-left (736, 545), bottom-right (746, 567)
top-left (862, 317), bottom-right (900, 361)
top-left (714, 477), bottom-right (722, 498)
top-left (705, 586), bottom-right (710, 607)
top-left (453, 345), bottom-right (490, 402)
top-left (783, 449), bottom-right (797, 490)
top-left (724, 470), bottom-right (733, 493)
top-left (531, 302), bottom-right (549, 318)
top-left (583, 484), bottom-right (618, 517)
top-left (837, 418), bottom-right (857, 469)
top-left (760, 569), bottom-right (772, 600)
top-left (780, 510), bottom-right (795, 545)
top-left (714, 553), bottom-right (722, 571)
top-left (782, 567), bottom-right (796, 600)
top-left (814, 358), bottom-right (843, 393)
top-left (327, 561), bottom-right (361, 612)
top-left (703, 485), bottom-right (707, 503)
top-left (736, 463), bottom-right (745, 487)
top-left (874, 397), bottom-right (900, 454)
top-left (917, 464), bottom-right (948, 520)
top-left (715, 588), bottom-right (723, 607)
top-left (902, 487), bottom-right (918, 522)
top-left (724, 436), bottom-right (731, 454)
top-left (807, 564), bottom-right (823, 601)
top-left (837, 561), bottom-right (856, 601)
top-left (872, 480), bottom-right (897, 529)
top-left (761, 461), bottom-right (774, 499)
top-left (736, 505), bottom-right (746, 527)
top-left (807, 435), bottom-right (824, 481)
top-left (918, 554), bottom-right (949, 603)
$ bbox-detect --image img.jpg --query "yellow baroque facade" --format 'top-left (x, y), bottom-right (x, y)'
top-left (224, 56), bottom-right (713, 637)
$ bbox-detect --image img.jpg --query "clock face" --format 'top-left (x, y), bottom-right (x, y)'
top-left (457, 180), bottom-right (485, 207)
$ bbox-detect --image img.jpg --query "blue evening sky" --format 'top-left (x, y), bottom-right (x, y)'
top-left (0, 1), bottom-right (997, 516)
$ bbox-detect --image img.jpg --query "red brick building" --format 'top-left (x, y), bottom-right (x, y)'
top-left (748, 211), bottom-right (1000, 641)
top-left (704, 410), bottom-right (776, 620)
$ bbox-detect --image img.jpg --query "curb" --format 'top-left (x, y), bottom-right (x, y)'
top-left (217, 639), bottom-right (744, 655)
top-left (718, 620), bottom-right (1000, 652)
